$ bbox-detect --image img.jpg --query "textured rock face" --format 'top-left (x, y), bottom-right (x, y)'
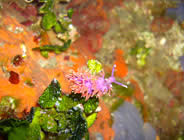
top-left (143, 123), bottom-right (157, 140)
top-left (112, 101), bottom-right (156, 140)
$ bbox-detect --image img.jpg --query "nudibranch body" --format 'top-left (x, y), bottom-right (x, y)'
top-left (66, 64), bottom-right (127, 100)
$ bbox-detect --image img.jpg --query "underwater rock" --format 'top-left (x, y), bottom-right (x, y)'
top-left (143, 123), bottom-right (157, 140)
top-left (112, 101), bottom-right (156, 140)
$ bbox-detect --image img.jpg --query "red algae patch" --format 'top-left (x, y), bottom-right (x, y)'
top-left (68, 0), bottom-right (110, 54)
top-left (71, 35), bottom-right (101, 58)
top-left (9, 71), bottom-right (20, 84)
top-left (68, 0), bottom-right (109, 36)
top-left (12, 55), bottom-right (24, 66)
top-left (163, 70), bottom-right (184, 97)
top-left (103, 0), bottom-right (123, 10)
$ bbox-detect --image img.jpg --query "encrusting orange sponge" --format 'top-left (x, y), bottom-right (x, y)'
top-left (114, 49), bottom-right (128, 78)
top-left (0, 15), bottom-right (89, 117)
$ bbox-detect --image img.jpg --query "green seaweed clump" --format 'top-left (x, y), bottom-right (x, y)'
top-left (32, 40), bottom-right (71, 58)
top-left (86, 113), bottom-right (97, 128)
top-left (32, 0), bottom-right (74, 58)
top-left (0, 79), bottom-right (99, 140)
top-left (39, 110), bottom-right (58, 133)
top-left (0, 96), bottom-right (18, 119)
top-left (55, 94), bottom-right (77, 112)
top-left (27, 107), bottom-right (42, 140)
top-left (41, 11), bottom-right (57, 31)
top-left (66, 107), bottom-right (88, 140)
top-left (83, 97), bottom-right (99, 115)
top-left (0, 108), bottom-right (41, 140)
top-left (130, 40), bottom-right (151, 67)
top-left (38, 79), bottom-right (61, 108)
top-left (39, 0), bottom-right (54, 14)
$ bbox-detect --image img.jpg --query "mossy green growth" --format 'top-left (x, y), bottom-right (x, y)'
top-left (54, 22), bottom-right (66, 33)
top-left (59, 17), bottom-right (71, 31)
top-left (87, 59), bottom-right (102, 74)
top-left (130, 40), bottom-right (151, 67)
top-left (40, 50), bottom-right (48, 58)
top-left (0, 96), bottom-right (18, 117)
top-left (55, 93), bottom-right (83, 113)
top-left (0, 110), bottom-right (40, 140)
top-left (40, 131), bottom-right (45, 140)
top-left (32, 40), bottom-right (71, 58)
top-left (130, 40), bottom-right (146, 55)
top-left (27, 107), bottom-right (42, 140)
top-left (68, 93), bottom-right (85, 103)
top-left (39, 113), bottom-right (58, 133)
top-left (0, 118), bottom-right (30, 134)
top-left (55, 95), bottom-right (78, 112)
top-left (35, 0), bottom-right (73, 57)
top-left (55, 93), bottom-right (99, 115)
top-left (8, 125), bottom-right (29, 140)
top-left (83, 97), bottom-right (99, 115)
top-left (86, 113), bottom-right (97, 128)
top-left (5, 107), bottom-right (42, 140)
top-left (67, 8), bottom-right (74, 18)
top-left (38, 108), bottom-right (58, 133)
top-left (136, 47), bottom-right (151, 67)
top-left (4, 107), bottom-right (49, 140)
top-left (41, 11), bottom-right (57, 30)
top-left (0, 80), bottom-right (99, 140)
top-left (39, 0), bottom-right (54, 14)
top-left (38, 79), bottom-right (61, 108)
top-left (0, 96), bottom-right (18, 110)
top-left (55, 113), bottom-right (67, 132)
top-left (28, 123), bottom-right (41, 140)
top-left (55, 107), bottom-right (88, 140)
top-left (66, 107), bottom-right (88, 140)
